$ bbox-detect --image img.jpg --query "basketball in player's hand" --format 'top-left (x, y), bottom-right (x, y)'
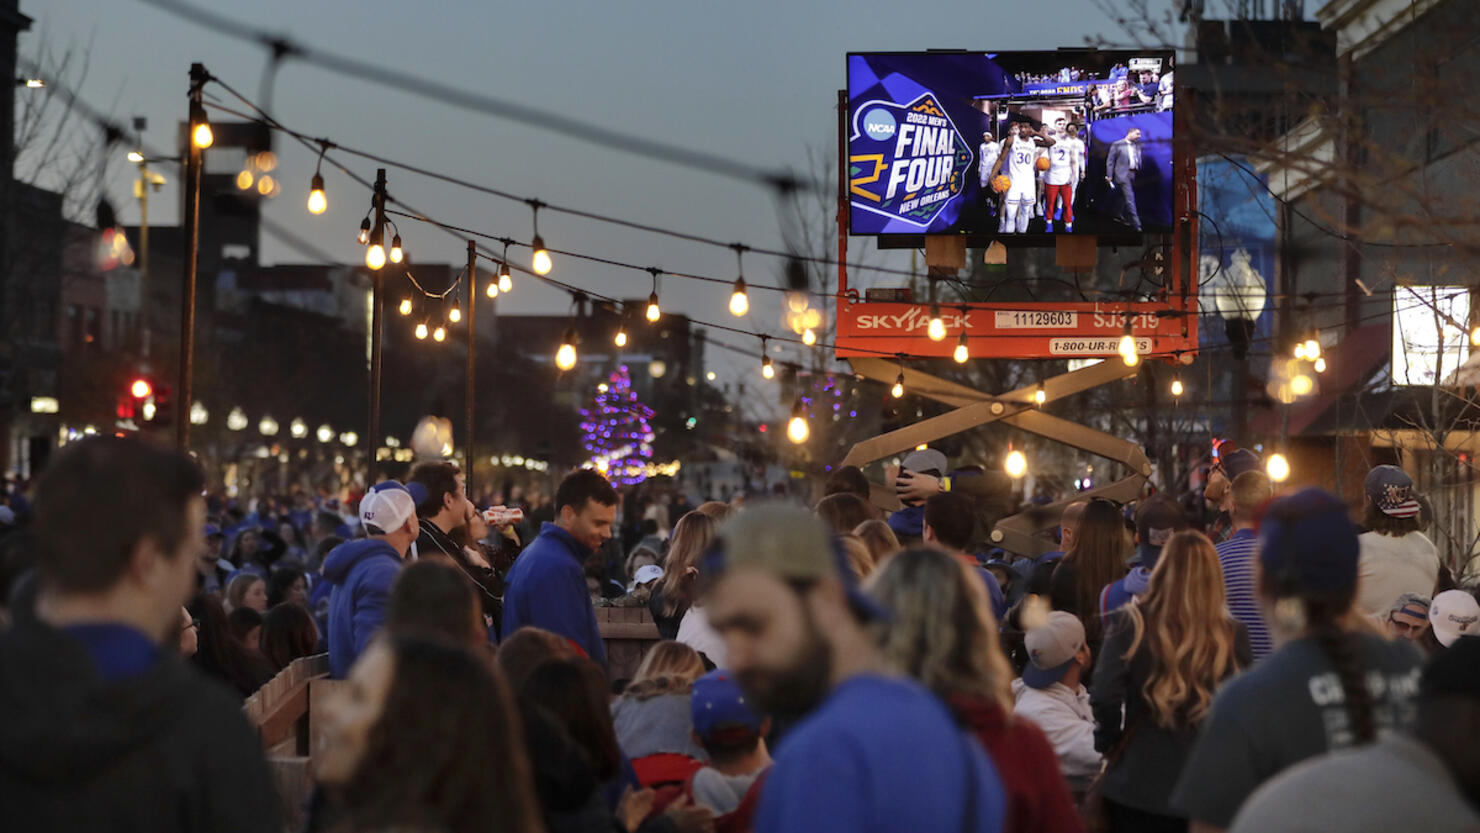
top-left (1035, 156), bottom-right (1051, 171)
top-left (991, 175), bottom-right (1011, 193)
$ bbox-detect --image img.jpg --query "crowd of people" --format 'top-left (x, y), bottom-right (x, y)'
top-left (1, 434), bottom-right (1478, 833)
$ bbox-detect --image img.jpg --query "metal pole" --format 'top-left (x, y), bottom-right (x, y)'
top-left (178, 63), bottom-right (207, 452)
top-left (138, 158), bottom-right (151, 359)
top-left (464, 240), bottom-right (477, 499)
top-left (368, 168), bottom-right (387, 487)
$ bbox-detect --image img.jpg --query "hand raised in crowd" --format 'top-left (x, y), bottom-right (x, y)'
top-left (895, 470), bottom-right (943, 504)
top-left (663, 795), bottom-right (716, 833)
top-left (617, 786), bottom-right (656, 833)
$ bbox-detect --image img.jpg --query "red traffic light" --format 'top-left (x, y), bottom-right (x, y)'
top-left (130, 378), bottom-right (152, 399)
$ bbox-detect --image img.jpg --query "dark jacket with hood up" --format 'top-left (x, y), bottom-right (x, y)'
top-left (0, 614), bottom-right (281, 833)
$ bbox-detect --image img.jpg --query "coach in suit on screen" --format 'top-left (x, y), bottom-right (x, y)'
top-left (1105, 127), bottom-right (1143, 232)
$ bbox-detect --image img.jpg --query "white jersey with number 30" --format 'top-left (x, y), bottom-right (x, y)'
top-left (1006, 137), bottom-right (1038, 200)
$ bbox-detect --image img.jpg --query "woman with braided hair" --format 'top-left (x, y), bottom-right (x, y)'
top-left (1170, 489), bottom-right (1425, 833)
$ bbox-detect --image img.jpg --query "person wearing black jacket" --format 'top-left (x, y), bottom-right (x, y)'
top-left (0, 436), bottom-right (280, 833)
top-left (410, 461), bottom-right (509, 637)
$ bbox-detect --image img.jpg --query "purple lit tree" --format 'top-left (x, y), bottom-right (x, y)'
top-left (579, 365), bottom-right (656, 485)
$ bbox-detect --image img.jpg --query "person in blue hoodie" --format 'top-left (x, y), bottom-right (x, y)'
top-left (323, 481), bottom-right (426, 678)
top-left (501, 469), bottom-right (616, 670)
top-left (1099, 494), bottom-right (1187, 618)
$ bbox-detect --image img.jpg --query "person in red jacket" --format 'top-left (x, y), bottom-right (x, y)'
top-left (869, 546), bottom-right (1085, 833)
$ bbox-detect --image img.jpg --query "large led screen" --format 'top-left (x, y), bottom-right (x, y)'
top-left (847, 50), bottom-right (1175, 237)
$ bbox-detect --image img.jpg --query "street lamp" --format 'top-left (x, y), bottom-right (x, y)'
top-left (1205, 250), bottom-right (1268, 440)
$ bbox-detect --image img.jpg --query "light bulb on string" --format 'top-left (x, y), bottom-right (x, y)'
top-left (307, 172), bottom-right (327, 215)
top-left (1118, 315), bottom-right (1139, 367)
top-left (398, 297), bottom-right (412, 316)
top-left (365, 231), bottom-right (387, 270)
top-left (529, 202), bottom-right (552, 275)
top-left (1313, 357), bottom-right (1327, 373)
top-left (414, 321), bottom-right (429, 340)
top-left (1005, 449), bottom-right (1028, 479)
top-left (953, 330), bottom-right (969, 364)
top-left (555, 327), bottom-right (578, 371)
top-left (614, 326), bottom-right (628, 348)
top-left (357, 216), bottom-right (371, 246)
top-left (389, 234), bottom-right (403, 264)
top-left (1034, 384), bottom-right (1047, 406)
top-left (236, 169), bottom-right (254, 191)
top-left (646, 292), bottom-right (662, 323)
top-left (786, 400), bottom-right (809, 444)
top-left (1171, 377), bottom-right (1184, 397)
top-left (432, 326), bottom-right (446, 343)
top-left (498, 263), bottom-right (513, 293)
top-left (730, 277), bottom-right (749, 317)
top-left (802, 327), bottom-right (817, 346)
top-left (761, 349), bottom-right (775, 380)
top-left (891, 372), bottom-right (905, 399)
top-left (448, 302), bottom-right (462, 324)
top-left (486, 281), bottom-right (499, 299)
top-left (189, 102), bottom-right (213, 149)
top-left (927, 302), bottom-right (946, 342)
top-left (1303, 338), bottom-right (1321, 360)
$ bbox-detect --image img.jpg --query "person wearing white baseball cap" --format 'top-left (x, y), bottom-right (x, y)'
top-left (1011, 610), bottom-right (1102, 795)
top-left (323, 480), bottom-right (427, 678)
top-left (1355, 465), bottom-right (1440, 619)
top-left (1429, 589), bottom-right (1480, 648)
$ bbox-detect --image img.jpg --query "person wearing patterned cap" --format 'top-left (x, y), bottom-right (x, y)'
top-left (1354, 465), bottom-right (1441, 619)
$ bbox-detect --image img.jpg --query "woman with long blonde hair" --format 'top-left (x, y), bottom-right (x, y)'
top-left (646, 511), bottom-right (717, 639)
top-left (1090, 530), bottom-right (1250, 832)
top-left (610, 641), bottom-right (710, 785)
top-left (869, 547), bottom-right (1084, 833)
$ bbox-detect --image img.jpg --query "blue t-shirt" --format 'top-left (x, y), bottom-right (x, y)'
top-left (1216, 529), bottom-right (1271, 661)
top-left (756, 674), bottom-right (1005, 833)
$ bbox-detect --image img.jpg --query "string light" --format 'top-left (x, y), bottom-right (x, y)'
top-left (414, 321), bottom-right (429, 340)
top-left (398, 297), bottom-right (413, 316)
top-left (891, 371), bottom-right (905, 399)
top-left (530, 202), bottom-right (552, 275)
top-left (389, 233), bottom-right (404, 264)
top-left (365, 230), bottom-right (387, 270)
top-left (486, 280), bottom-right (498, 299)
top-left (614, 325), bottom-right (628, 348)
top-left (1303, 338), bottom-right (1321, 360)
top-left (189, 101), bottom-right (213, 148)
top-left (358, 216), bottom-right (371, 245)
top-left (786, 399), bottom-right (809, 444)
top-left (1313, 357), bottom-right (1327, 373)
top-left (1266, 452), bottom-right (1291, 483)
top-left (953, 330), bottom-right (969, 363)
top-left (448, 302), bottom-right (462, 324)
top-left (555, 327), bottom-right (578, 370)
top-left (760, 337), bottom-right (775, 379)
top-left (236, 169), bottom-right (253, 190)
top-left (646, 293), bottom-right (661, 323)
top-left (802, 327), bottom-right (817, 346)
top-left (1034, 384), bottom-right (1047, 406)
top-left (730, 277), bottom-right (749, 317)
top-left (1170, 377), bottom-right (1184, 397)
top-left (1005, 449), bottom-right (1028, 479)
top-left (927, 301), bottom-right (946, 342)
top-left (432, 325), bottom-right (446, 343)
top-left (1118, 315), bottom-right (1139, 367)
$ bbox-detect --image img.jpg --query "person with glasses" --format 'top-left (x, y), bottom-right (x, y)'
top-left (1385, 593), bottom-right (1431, 643)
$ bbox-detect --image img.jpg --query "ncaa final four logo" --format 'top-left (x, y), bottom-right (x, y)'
top-left (849, 93), bottom-right (972, 228)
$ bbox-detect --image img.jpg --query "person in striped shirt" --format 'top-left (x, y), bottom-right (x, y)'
top-left (1216, 471), bottom-right (1275, 661)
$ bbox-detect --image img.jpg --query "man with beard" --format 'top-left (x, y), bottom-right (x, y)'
top-left (702, 504), bottom-right (1006, 833)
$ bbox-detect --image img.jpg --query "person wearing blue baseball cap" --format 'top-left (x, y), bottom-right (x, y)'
top-left (679, 669), bottom-right (773, 829)
top-left (699, 504), bottom-right (1007, 833)
top-left (322, 480), bottom-right (428, 678)
top-left (1171, 488), bottom-right (1425, 832)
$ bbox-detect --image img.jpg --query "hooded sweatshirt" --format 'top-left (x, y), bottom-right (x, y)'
top-left (323, 537), bottom-right (405, 678)
top-left (0, 616), bottom-right (281, 833)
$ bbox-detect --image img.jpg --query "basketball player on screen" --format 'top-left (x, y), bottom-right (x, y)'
top-left (988, 121), bottom-right (1054, 233)
top-left (1044, 119), bottom-right (1085, 232)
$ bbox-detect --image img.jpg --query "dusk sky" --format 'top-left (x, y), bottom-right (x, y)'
top-left (27, 0), bottom-right (1175, 399)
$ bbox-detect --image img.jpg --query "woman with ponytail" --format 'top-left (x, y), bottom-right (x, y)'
top-left (1170, 489), bottom-right (1425, 833)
